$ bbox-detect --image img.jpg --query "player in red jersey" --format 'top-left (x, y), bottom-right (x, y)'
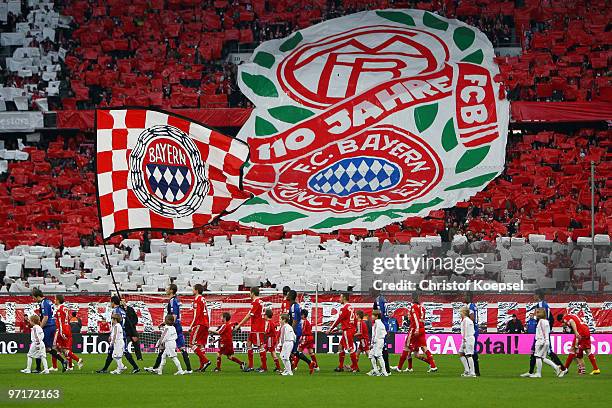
top-left (189, 284), bottom-right (211, 372)
top-left (264, 309), bottom-right (282, 372)
top-left (326, 293), bottom-right (359, 372)
top-left (558, 313), bottom-right (600, 375)
top-left (393, 292), bottom-right (437, 373)
top-left (296, 309), bottom-right (319, 371)
top-left (209, 312), bottom-right (245, 372)
top-left (280, 286), bottom-right (292, 315)
top-left (355, 310), bottom-right (370, 363)
top-left (53, 295), bottom-right (83, 370)
top-left (235, 287), bottom-right (267, 372)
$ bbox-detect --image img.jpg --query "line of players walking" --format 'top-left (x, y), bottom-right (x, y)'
top-left (22, 288), bottom-right (601, 377)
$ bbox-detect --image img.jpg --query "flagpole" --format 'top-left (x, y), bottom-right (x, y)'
top-left (102, 238), bottom-right (122, 299)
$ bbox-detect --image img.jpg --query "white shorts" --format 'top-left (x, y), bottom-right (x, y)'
top-left (163, 341), bottom-right (177, 357)
top-left (112, 342), bottom-right (124, 358)
top-left (28, 344), bottom-right (46, 359)
top-left (460, 336), bottom-right (475, 355)
top-left (534, 341), bottom-right (549, 358)
top-left (369, 340), bottom-right (384, 358)
top-left (280, 341), bottom-right (294, 360)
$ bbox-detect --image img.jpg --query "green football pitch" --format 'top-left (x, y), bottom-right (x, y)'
top-left (1, 354), bottom-right (610, 407)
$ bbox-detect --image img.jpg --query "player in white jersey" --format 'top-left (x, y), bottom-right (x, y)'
top-left (368, 310), bottom-right (389, 377)
top-left (459, 307), bottom-right (476, 377)
top-left (530, 308), bottom-right (564, 378)
top-left (154, 315), bottom-right (185, 375)
top-left (278, 314), bottom-right (296, 376)
top-left (21, 315), bottom-right (49, 374)
top-left (109, 314), bottom-right (126, 374)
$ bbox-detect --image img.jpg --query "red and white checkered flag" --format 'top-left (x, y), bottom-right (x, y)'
top-left (96, 109), bottom-right (251, 239)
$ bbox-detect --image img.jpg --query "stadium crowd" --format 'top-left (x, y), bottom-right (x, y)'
top-left (0, 1), bottom-right (610, 293)
top-left (2, 0), bottom-right (609, 111)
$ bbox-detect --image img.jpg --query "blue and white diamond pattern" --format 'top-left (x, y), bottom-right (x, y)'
top-left (308, 157), bottom-right (401, 197)
top-left (146, 164), bottom-right (192, 203)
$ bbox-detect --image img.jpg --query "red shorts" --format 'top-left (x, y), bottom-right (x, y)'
top-left (249, 332), bottom-right (264, 347)
top-left (219, 342), bottom-right (234, 356)
top-left (358, 338), bottom-right (370, 352)
top-left (339, 330), bottom-right (355, 353)
top-left (300, 336), bottom-right (314, 351)
top-left (575, 335), bottom-right (592, 350)
top-left (190, 325), bottom-right (209, 346)
top-left (54, 332), bottom-right (72, 350)
top-left (408, 332), bottom-right (427, 351)
top-left (264, 336), bottom-right (277, 353)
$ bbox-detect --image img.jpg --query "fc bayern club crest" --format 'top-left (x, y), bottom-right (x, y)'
top-left (271, 126), bottom-right (443, 213)
top-left (129, 125), bottom-right (209, 218)
top-left (228, 9), bottom-right (509, 231)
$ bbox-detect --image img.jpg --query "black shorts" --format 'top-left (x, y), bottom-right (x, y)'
top-left (124, 325), bottom-right (138, 339)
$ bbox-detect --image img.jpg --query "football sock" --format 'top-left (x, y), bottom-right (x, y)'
top-left (114, 358), bottom-right (125, 370)
top-left (247, 349), bottom-right (254, 368)
top-left (49, 349), bottom-right (65, 365)
top-left (338, 351), bottom-right (345, 368)
top-left (466, 356), bottom-right (475, 375)
top-left (41, 357), bottom-right (48, 371)
top-left (460, 356), bottom-right (469, 372)
top-left (408, 357), bottom-right (413, 370)
top-left (565, 352), bottom-right (576, 369)
top-left (181, 350), bottom-right (191, 371)
top-left (133, 341), bottom-right (143, 360)
top-left (425, 350), bottom-right (436, 368)
top-left (35, 358), bottom-right (41, 371)
top-left (274, 357), bottom-right (281, 370)
top-left (350, 352), bottom-right (358, 370)
top-left (311, 354), bottom-right (318, 367)
top-left (549, 351), bottom-right (564, 368)
top-left (260, 351), bottom-right (267, 370)
top-left (101, 353), bottom-right (113, 371)
top-left (297, 352), bottom-right (312, 365)
top-left (369, 356), bottom-right (379, 373)
top-left (398, 351), bottom-right (409, 369)
top-left (543, 357), bottom-right (558, 371)
top-left (377, 356), bottom-right (387, 375)
top-left (52, 355), bottom-right (57, 369)
top-left (291, 354), bottom-right (298, 370)
top-left (26, 356), bottom-right (33, 370)
top-left (230, 356), bottom-right (243, 366)
top-left (195, 347), bottom-right (209, 367)
top-left (588, 354), bottom-right (599, 370)
top-left (67, 351), bottom-right (79, 364)
top-left (473, 352), bottom-right (480, 375)
top-left (535, 358), bottom-right (542, 375)
top-left (382, 349), bottom-right (390, 372)
top-left (216, 356), bottom-right (222, 370)
top-left (529, 354), bottom-right (536, 374)
top-left (152, 351), bottom-right (163, 369)
top-left (124, 352), bottom-right (139, 370)
top-left (171, 356), bottom-right (183, 371)
top-left (282, 358), bottom-right (291, 374)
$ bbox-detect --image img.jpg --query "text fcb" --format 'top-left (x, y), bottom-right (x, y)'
top-left (270, 126), bottom-right (443, 213)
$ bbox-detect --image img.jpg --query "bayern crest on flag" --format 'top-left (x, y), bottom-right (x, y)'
top-left (95, 109), bottom-right (251, 239)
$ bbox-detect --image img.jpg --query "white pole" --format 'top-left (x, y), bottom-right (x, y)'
top-left (591, 161), bottom-right (595, 293)
top-left (314, 284), bottom-right (319, 353)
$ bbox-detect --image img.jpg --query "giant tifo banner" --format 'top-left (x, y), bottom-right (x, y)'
top-left (1, 294), bottom-right (610, 334)
top-left (227, 9), bottom-right (509, 231)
